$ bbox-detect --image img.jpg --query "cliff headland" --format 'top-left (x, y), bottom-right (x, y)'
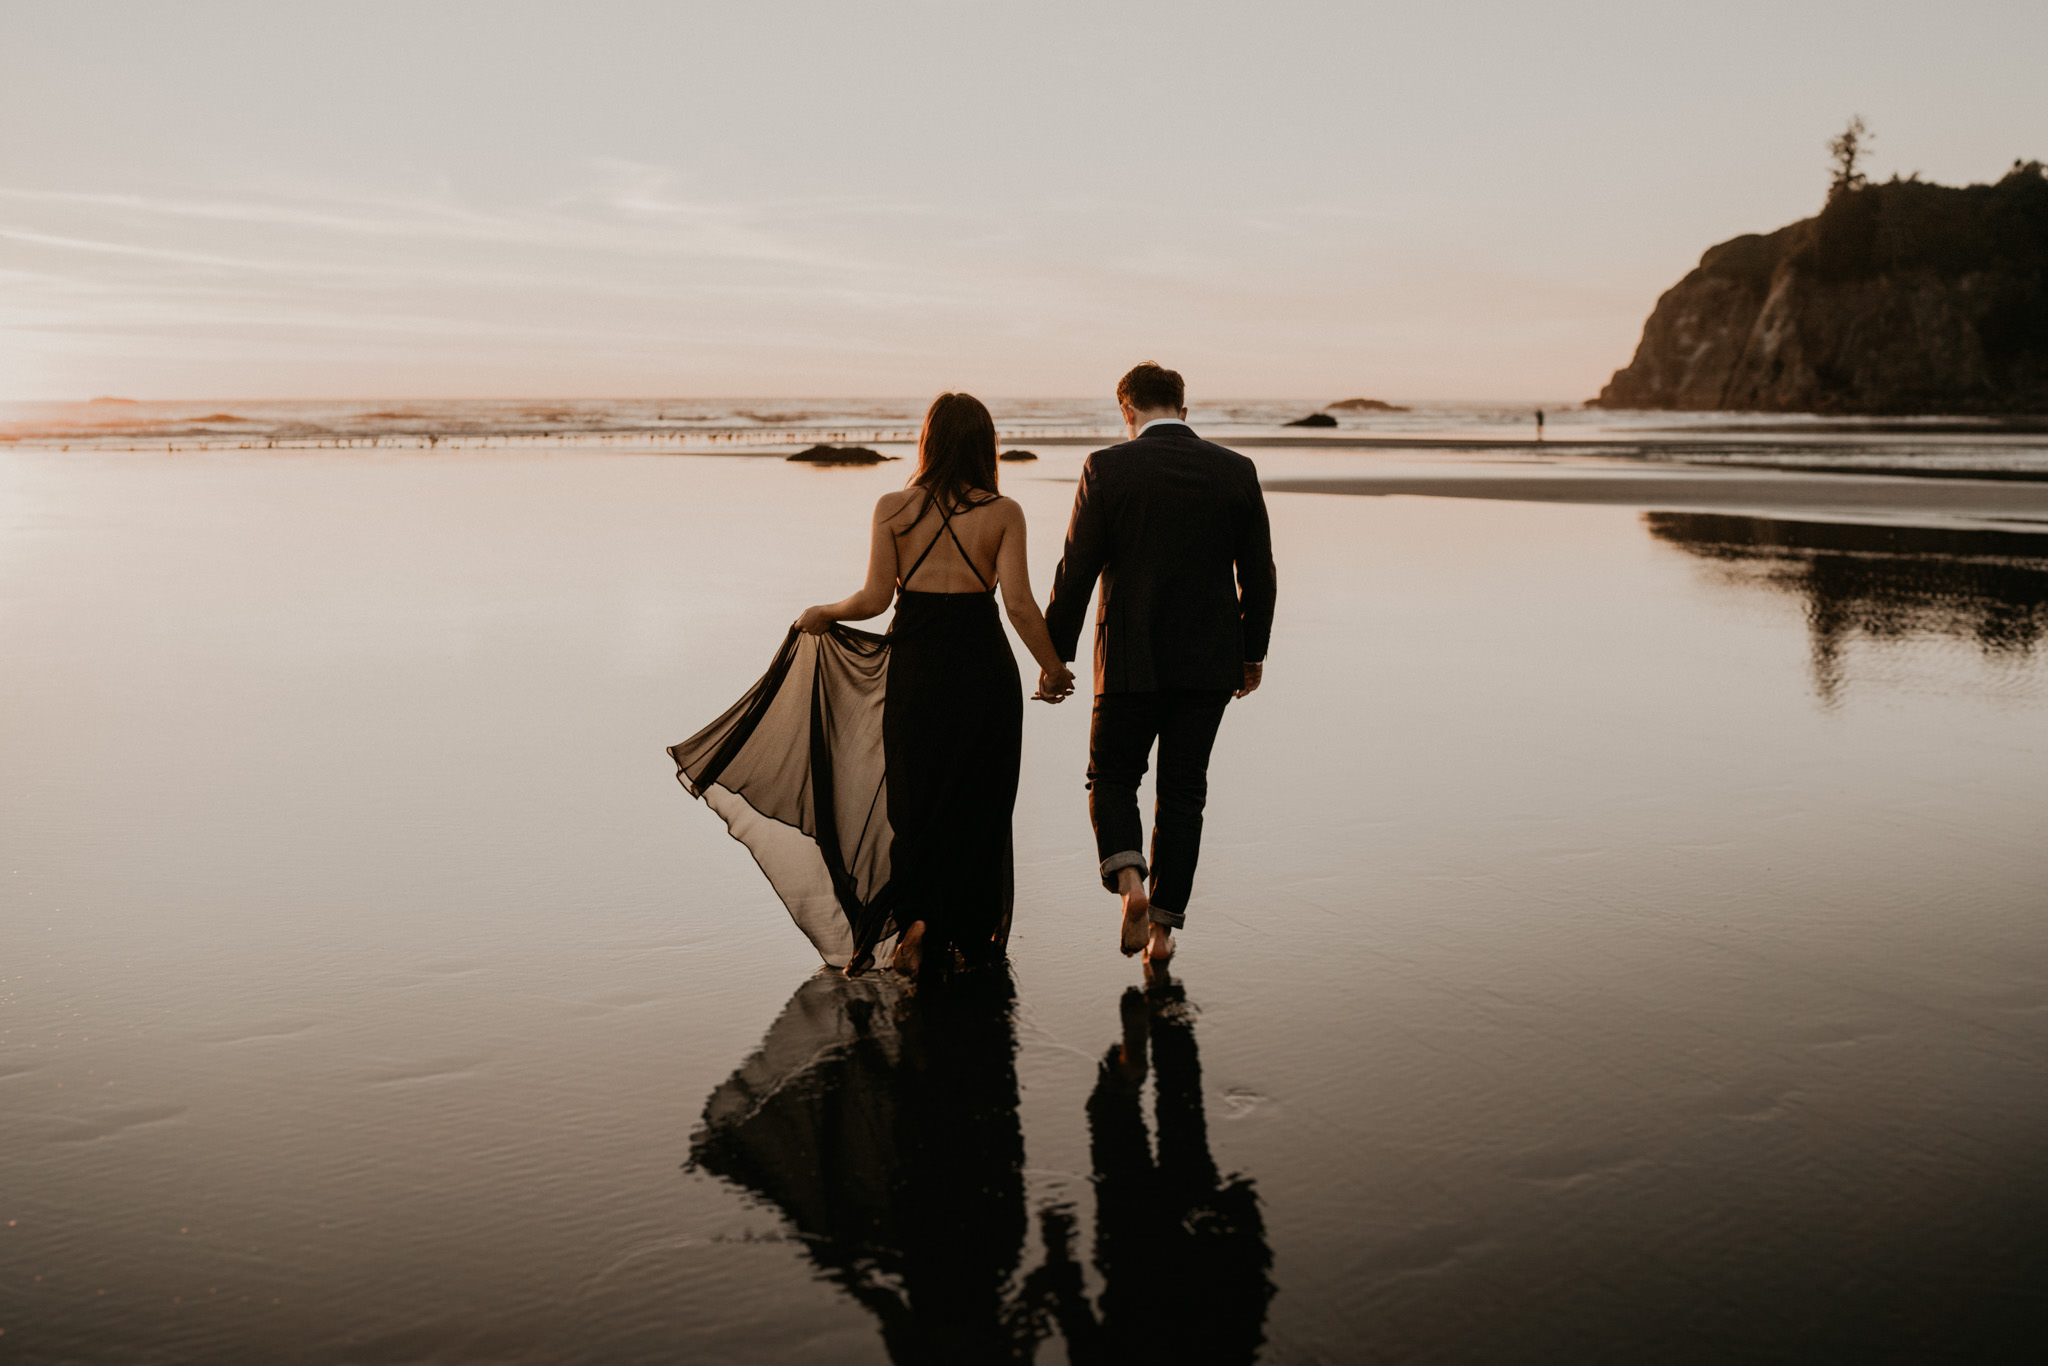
top-left (1596, 163), bottom-right (2048, 413)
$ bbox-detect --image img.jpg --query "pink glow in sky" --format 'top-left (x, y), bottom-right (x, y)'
top-left (3, 0), bottom-right (2044, 401)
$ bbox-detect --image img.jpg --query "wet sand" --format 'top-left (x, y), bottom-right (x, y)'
top-left (2, 445), bottom-right (2045, 1362)
top-left (1264, 468), bottom-right (2048, 527)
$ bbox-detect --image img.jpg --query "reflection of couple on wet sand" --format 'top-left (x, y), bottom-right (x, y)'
top-left (670, 361), bottom-right (1278, 980)
top-left (689, 969), bottom-right (1274, 1364)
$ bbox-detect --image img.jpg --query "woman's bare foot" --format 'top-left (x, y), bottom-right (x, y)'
top-left (1142, 922), bottom-right (1174, 963)
top-left (888, 920), bottom-right (926, 977)
top-left (1116, 869), bottom-right (1150, 956)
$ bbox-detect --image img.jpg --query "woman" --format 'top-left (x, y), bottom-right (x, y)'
top-left (795, 393), bottom-right (1074, 977)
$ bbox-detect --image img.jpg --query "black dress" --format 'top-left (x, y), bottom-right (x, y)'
top-left (880, 496), bottom-right (1021, 972)
top-left (669, 494), bottom-right (1020, 977)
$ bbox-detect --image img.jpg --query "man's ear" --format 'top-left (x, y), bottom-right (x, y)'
top-left (1177, 406), bottom-right (1188, 419)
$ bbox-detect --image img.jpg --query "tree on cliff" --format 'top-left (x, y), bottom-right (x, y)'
top-left (1828, 116), bottom-right (1872, 198)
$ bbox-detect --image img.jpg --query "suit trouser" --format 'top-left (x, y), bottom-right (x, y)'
top-left (1087, 688), bottom-right (1232, 928)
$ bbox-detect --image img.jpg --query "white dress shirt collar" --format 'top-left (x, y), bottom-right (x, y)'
top-left (1136, 417), bottom-right (1191, 436)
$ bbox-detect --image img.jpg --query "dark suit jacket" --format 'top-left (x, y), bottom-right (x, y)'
top-left (1045, 423), bottom-right (1277, 694)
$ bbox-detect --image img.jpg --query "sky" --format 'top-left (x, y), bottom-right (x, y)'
top-left (2, 0), bottom-right (2044, 402)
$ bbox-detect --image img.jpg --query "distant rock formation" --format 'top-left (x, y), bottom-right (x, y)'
top-left (998, 449), bottom-right (1038, 461)
top-left (1596, 163), bottom-right (2048, 413)
top-left (787, 444), bottom-right (894, 464)
top-left (1284, 413), bottom-right (1338, 427)
top-left (1325, 398), bottom-right (1411, 412)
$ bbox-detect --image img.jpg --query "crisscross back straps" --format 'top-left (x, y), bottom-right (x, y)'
top-left (899, 493), bottom-right (992, 591)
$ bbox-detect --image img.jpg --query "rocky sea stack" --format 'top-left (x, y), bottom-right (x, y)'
top-left (1595, 162), bottom-right (2048, 413)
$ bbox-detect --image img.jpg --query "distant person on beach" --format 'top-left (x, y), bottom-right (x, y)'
top-left (1536, 408), bottom-right (1546, 440)
top-left (670, 393), bottom-right (1075, 982)
top-left (1044, 362), bottom-right (1279, 965)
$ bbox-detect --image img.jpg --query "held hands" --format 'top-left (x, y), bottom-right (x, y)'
top-left (1234, 662), bottom-right (1263, 699)
top-left (794, 605), bottom-right (836, 636)
top-left (1033, 663), bottom-right (1076, 704)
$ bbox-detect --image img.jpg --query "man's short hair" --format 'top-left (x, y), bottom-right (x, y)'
top-left (1116, 361), bottom-right (1185, 411)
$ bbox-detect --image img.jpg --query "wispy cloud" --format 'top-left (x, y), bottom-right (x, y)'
top-left (0, 163), bottom-right (1094, 363)
top-left (0, 167), bottom-right (934, 277)
top-left (0, 226), bottom-right (317, 274)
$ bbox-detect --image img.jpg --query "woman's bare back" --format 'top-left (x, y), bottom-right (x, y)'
top-left (884, 487), bottom-right (1012, 594)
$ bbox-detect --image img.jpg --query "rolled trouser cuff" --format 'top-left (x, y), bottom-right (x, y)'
top-left (1099, 850), bottom-right (1147, 892)
top-left (1148, 905), bottom-right (1185, 929)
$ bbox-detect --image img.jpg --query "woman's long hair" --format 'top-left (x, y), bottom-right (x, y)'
top-left (910, 392), bottom-right (1000, 513)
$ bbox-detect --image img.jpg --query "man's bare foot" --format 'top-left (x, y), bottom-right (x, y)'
top-left (1142, 922), bottom-right (1174, 963)
top-left (889, 920), bottom-right (926, 977)
top-left (1116, 868), bottom-right (1150, 956)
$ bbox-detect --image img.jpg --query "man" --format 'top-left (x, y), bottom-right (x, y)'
top-left (1043, 361), bottom-right (1278, 963)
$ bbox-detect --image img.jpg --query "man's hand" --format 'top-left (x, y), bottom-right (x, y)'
top-left (1033, 663), bottom-right (1076, 703)
top-left (1234, 662), bottom-right (1263, 699)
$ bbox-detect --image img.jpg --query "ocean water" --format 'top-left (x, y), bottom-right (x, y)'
top-left (5, 395), bottom-right (2048, 478)
top-left (2, 435), bottom-right (2046, 1362)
